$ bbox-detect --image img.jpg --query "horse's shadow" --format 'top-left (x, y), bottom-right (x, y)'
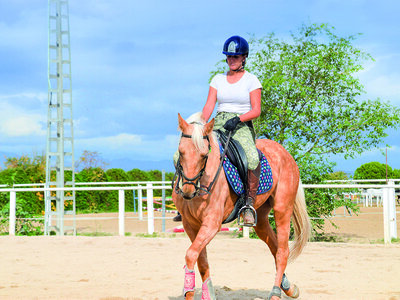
top-left (168, 286), bottom-right (291, 300)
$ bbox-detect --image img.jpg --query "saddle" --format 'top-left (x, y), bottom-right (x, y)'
top-left (216, 130), bottom-right (249, 225)
top-left (216, 130), bottom-right (273, 224)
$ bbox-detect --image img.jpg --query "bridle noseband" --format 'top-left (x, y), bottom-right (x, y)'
top-left (172, 130), bottom-right (232, 200)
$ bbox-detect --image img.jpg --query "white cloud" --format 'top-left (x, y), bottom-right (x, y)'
top-left (76, 133), bottom-right (179, 161)
top-left (364, 75), bottom-right (400, 102)
top-left (78, 133), bottom-right (142, 149)
top-left (0, 98), bottom-right (46, 137)
top-left (358, 53), bottom-right (400, 104)
top-left (2, 116), bottom-right (45, 137)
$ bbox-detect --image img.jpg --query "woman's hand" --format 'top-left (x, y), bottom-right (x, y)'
top-left (223, 116), bottom-right (241, 131)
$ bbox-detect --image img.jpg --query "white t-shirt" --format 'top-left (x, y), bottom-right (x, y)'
top-left (210, 71), bottom-right (262, 114)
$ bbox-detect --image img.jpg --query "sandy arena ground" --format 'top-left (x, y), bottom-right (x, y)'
top-left (0, 206), bottom-right (399, 300)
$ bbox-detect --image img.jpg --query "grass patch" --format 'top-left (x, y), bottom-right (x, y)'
top-left (135, 232), bottom-right (177, 238)
top-left (311, 232), bottom-right (345, 243)
top-left (370, 237), bottom-right (400, 244)
top-left (78, 231), bottom-right (114, 237)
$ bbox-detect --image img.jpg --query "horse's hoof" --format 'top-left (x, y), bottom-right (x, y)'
top-left (184, 291), bottom-right (194, 299)
top-left (283, 283), bottom-right (299, 298)
top-left (267, 286), bottom-right (281, 300)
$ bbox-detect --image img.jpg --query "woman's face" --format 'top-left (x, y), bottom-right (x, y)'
top-left (226, 54), bottom-right (245, 71)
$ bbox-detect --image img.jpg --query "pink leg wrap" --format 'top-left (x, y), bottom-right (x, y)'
top-left (201, 278), bottom-right (211, 300)
top-left (183, 265), bottom-right (195, 296)
top-left (201, 277), bottom-right (216, 300)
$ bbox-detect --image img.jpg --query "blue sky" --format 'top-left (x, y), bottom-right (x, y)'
top-left (0, 0), bottom-right (399, 174)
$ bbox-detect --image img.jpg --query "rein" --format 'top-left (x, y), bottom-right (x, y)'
top-left (172, 131), bottom-right (232, 200)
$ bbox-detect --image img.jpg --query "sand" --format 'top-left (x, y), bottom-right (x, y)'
top-left (0, 206), bottom-right (399, 300)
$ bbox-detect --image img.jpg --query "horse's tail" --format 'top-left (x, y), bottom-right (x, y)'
top-left (289, 179), bottom-right (311, 262)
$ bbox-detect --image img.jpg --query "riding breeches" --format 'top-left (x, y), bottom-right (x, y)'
top-left (214, 112), bottom-right (260, 170)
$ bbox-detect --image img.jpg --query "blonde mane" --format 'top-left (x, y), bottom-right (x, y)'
top-left (184, 112), bottom-right (217, 151)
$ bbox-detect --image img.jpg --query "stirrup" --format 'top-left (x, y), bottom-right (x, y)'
top-left (237, 205), bottom-right (257, 227)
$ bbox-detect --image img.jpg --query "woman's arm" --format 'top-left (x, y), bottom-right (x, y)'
top-left (201, 86), bottom-right (217, 122)
top-left (239, 88), bottom-right (261, 122)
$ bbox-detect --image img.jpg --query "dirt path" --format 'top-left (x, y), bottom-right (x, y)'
top-left (1, 205), bottom-right (399, 299)
top-left (0, 236), bottom-right (399, 299)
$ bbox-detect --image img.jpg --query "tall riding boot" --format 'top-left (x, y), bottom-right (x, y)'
top-left (173, 212), bottom-right (182, 222)
top-left (242, 163), bottom-right (261, 226)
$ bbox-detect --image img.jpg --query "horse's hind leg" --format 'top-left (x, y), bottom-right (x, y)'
top-left (273, 191), bottom-right (300, 299)
top-left (254, 198), bottom-right (298, 299)
top-left (254, 200), bottom-right (277, 256)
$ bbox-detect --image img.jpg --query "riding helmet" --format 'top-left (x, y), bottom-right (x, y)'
top-left (222, 35), bottom-right (249, 56)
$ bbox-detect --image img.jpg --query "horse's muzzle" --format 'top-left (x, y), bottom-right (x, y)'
top-left (182, 192), bottom-right (196, 200)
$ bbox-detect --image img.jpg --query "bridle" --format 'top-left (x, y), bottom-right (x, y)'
top-left (172, 131), bottom-right (232, 200)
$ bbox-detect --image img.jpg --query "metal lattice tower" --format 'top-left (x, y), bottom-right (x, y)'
top-left (45, 0), bottom-right (76, 236)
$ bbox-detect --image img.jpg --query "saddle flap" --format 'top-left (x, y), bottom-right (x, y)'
top-left (216, 130), bottom-right (248, 184)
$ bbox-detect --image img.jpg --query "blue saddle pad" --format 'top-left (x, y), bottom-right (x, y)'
top-left (219, 144), bottom-right (273, 196)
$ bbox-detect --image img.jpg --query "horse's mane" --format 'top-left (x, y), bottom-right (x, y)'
top-left (183, 112), bottom-right (217, 152)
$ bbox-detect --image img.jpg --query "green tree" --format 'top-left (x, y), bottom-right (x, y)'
top-left (127, 168), bottom-right (150, 181)
top-left (393, 169), bottom-right (400, 179)
top-left (75, 167), bottom-right (108, 212)
top-left (211, 23), bottom-right (400, 234)
top-left (0, 154), bottom-right (45, 235)
top-left (249, 24), bottom-right (400, 162)
top-left (325, 171), bottom-right (349, 181)
top-left (354, 161), bottom-right (392, 179)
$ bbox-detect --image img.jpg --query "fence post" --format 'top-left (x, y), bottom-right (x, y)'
top-left (388, 180), bottom-right (397, 239)
top-left (162, 170), bottom-right (166, 232)
top-left (146, 183), bottom-right (154, 234)
top-left (243, 226), bottom-right (249, 238)
top-left (9, 191), bottom-right (16, 236)
top-left (118, 189), bottom-right (125, 236)
top-left (138, 187), bottom-right (143, 221)
top-left (383, 187), bottom-right (390, 243)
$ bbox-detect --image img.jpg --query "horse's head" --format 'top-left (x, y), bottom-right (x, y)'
top-left (175, 113), bottom-right (215, 200)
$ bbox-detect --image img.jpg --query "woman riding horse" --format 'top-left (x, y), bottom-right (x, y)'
top-left (175, 35), bottom-right (262, 226)
top-left (172, 35), bottom-right (311, 300)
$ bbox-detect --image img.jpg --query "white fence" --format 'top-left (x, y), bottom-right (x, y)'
top-left (0, 181), bottom-right (398, 243)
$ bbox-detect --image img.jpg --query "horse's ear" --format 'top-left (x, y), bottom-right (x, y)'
top-left (178, 113), bottom-right (189, 132)
top-left (203, 118), bottom-right (215, 135)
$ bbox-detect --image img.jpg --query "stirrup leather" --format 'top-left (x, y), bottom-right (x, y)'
top-left (237, 204), bottom-right (257, 227)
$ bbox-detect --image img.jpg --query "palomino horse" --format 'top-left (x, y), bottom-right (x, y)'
top-left (172, 113), bottom-right (311, 300)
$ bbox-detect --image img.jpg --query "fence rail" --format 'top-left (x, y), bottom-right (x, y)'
top-left (1, 181), bottom-right (398, 243)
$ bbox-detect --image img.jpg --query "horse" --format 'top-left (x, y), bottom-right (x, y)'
top-left (172, 112), bottom-right (311, 300)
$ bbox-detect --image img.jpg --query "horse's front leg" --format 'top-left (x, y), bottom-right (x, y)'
top-left (183, 217), bottom-right (220, 300)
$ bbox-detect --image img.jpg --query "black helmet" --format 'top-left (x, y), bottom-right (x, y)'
top-left (222, 35), bottom-right (249, 56)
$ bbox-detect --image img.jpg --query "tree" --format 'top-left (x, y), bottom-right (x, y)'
top-left (0, 154), bottom-right (45, 235)
top-left (325, 171), bottom-right (349, 181)
top-left (354, 161), bottom-right (392, 179)
top-left (211, 23), bottom-right (400, 167)
top-left (249, 23), bottom-right (400, 162)
top-left (210, 23), bottom-right (400, 236)
top-left (127, 168), bottom-right (150, 181)
top-left (76, 150), bottom-right (108, 170)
